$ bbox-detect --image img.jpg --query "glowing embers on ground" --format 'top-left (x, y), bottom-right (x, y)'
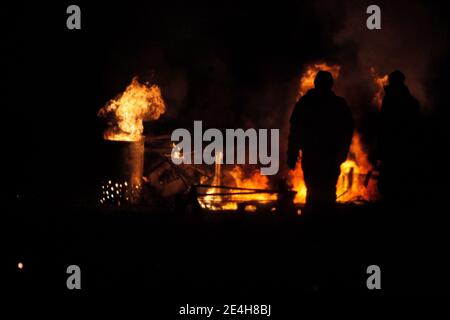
top-left (99, 180), bottom-right (142, 206)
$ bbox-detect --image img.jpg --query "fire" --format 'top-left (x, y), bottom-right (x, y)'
top-left (199, 63), bottom-right (380, 210)
top-left (200, 153), bottom-right (231, 210)
top-left (98, 77), bottom-right (166, 141)
top-left (289, 135), bottom-right (378, 204)
top-left (288, 162), bottom-right (307, 204)
top-left (370, 67), bottom-right (388, 110)
top-left (228, 166), bottom-right (276, 203)
top-left (172, 143), bottom-right (183, 160)
top-left (336, 134), bottom-right (379, 202)
top-left (199, 153), bottom-right (276, 211)
top-left (297, 63), bottom-right (341, 99)
top-left (288, 63), bottom-right (379, 204)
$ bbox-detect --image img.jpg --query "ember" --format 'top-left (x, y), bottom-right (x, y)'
top-left (99, 179), bottom-right (142, 206)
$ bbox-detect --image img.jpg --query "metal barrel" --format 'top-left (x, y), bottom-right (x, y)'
top-left (99, 139), bottom-right (144, 205)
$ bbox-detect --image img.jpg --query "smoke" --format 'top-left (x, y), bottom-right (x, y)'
top-left (101, 1), bottom-right (448, 175)
top-left (330, 0), bottom-right (449, 111)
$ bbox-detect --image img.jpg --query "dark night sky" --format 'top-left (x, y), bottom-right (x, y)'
top-left (3, 1), bottom-right (450, 202)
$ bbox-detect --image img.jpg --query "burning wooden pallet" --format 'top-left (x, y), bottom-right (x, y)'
top-left (193, 182), bottom-right (297, 214)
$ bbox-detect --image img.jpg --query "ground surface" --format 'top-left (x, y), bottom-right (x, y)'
top-left (4, 199), bottom-right (446, 301)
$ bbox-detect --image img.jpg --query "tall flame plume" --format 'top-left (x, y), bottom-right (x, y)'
top-left (98, 77), bottom-right (166, 141)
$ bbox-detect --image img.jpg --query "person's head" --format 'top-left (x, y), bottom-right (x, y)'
top-left (388, 70), bottom-right (406, 87)
top-left (314, 71), bottom-right (334, 91)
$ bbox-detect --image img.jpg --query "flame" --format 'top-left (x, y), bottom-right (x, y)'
top-left (199, 153), bottom-right (276, 211)
top-left (245, 205), bottom-right (257, 212)
top-left (288, 135), bottom-right (378, 204)
top-left (297, 63), bottom-right (341, 100)
top-left (198, 152), bottom-right (232, 210)
top-left (370, 67), bottom-right (388, 110)
top-left (336, 134), bottom-right (379, 202)
top-left (228, 166), bottom-right (276, 203)
top-left (98, 77), bottom-right (166, 141)
top-left (197, 63), bottom-right (381, 210)
top-left (288, 161), bottom-right (307, 204)
top-left (172, 143), bottom-right (183, 160)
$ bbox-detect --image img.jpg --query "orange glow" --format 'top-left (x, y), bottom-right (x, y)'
top-left (370, 67), bottom-right (388, 110)
top-left (336, 134), bottom-right (379, 202)
top-left (297, 63), bottom-right (341, 99)
top-left (18, 262), bottom-right (24, 270)
top-left (98, 77), bottom-right (166, 141)
top-left (199, 152), bottom-right (234, 210)
top-left (199, 154), bottom-right (276, 211)
top-left (288, 137), bottom-right (377, 204)
top-left (288, 161), bottom-right (307, 204)
top-left (198, 63), bottom-right (379, 210)
top-left (228, 166), bottom-right (276, 203)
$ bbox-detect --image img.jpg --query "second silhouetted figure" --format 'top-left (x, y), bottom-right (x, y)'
top-left (287, 71), bottom-right (354, 211)
top-left (377, 70), bottom-right (420, 202)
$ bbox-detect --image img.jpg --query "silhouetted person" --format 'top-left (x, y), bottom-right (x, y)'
top-left (377, 70), bottom-right (420, 202)
top-left (287, 71), bottom-right (354, 211)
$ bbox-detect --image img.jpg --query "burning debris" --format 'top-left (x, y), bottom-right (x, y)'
top-left (170, 121), bottom-right (279, 175)
top-left (97, 65), bottom-right (382, 210)
top-left (336, 134), bottom-right (379, 202)
top-left (196, 153), bottom-right (279, 212)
